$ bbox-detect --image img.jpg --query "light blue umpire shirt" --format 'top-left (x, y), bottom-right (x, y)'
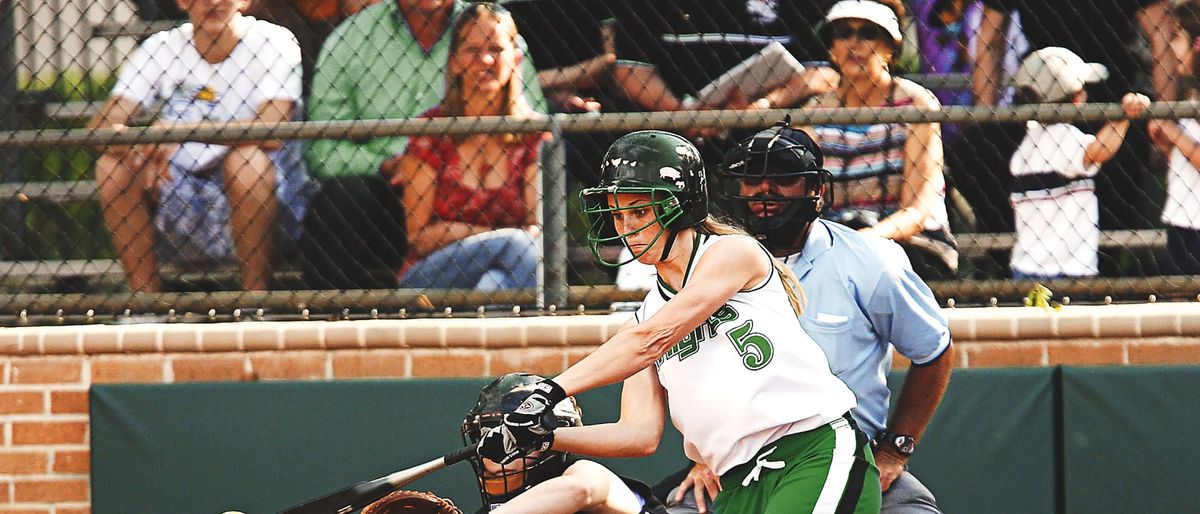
top-left (783, 219), bottom-right (952, 439)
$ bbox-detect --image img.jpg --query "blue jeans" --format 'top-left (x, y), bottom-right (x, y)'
top-left (399, 228), bottom-right (538, 290)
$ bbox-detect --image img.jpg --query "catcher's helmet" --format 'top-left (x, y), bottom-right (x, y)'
top-left (718, 120), bottom-right (832, 256)
top-left (579, 130), bottom-right (709, 266)
top-left (461, 373), bottom-right (582, 507)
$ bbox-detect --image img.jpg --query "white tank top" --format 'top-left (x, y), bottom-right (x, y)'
top-left (636, 234), bottom-right (856, 475)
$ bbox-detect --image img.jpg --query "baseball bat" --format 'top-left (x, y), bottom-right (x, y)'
top-left (275, 445), bottom-right (476, 514)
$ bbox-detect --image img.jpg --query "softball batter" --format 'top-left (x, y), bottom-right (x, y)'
top-left (477, 130), bottom-right (881, 513)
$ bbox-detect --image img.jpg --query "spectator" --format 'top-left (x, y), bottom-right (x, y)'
top-left (800, 0), bottom-right (958, 279)
top-left (459, 373), bottom-right (666, 514)
top-left (1146, 0), bottom-right (1200, 275)
top-left (242, 0), bottom-right (380, 97)
top-left (389, 2), bottom-right (547, 290)
top-left (1009, 47), bottom-right (1150, 279)
top-left (300, 0), bottom-right (546, 289)
top-left (914, 0), bottom-right (1027, 233)
top-left (974, 0), bottom-right (1175, 237)
top-left (88, 0), bottom-right (312, 293)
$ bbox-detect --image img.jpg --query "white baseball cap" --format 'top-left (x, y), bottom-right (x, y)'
top-left (1014, 47), bottom-right (1109, 102)
top-left (823, 0), bottom-right (903, 47)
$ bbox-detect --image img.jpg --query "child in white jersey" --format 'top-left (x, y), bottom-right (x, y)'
top-left (1008, 47), bottom-right (1149, 279)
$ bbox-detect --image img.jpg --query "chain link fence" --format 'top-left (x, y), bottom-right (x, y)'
top-left (3, 0), bottom-right (1200, 324)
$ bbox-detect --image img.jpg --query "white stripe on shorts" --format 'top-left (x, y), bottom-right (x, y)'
top-left (813, 417), bottom-right (855, 513)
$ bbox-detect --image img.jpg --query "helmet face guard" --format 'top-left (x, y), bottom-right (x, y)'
top-left (579, 186), bottom-right (683, 267)
top-left (580, 130), bottom-right (709, 267)
top-left (718, 123), bottom-right (832, 255)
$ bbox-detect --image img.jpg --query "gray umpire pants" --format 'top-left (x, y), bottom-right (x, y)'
top-left (664, 470), bottom-right (941, 514)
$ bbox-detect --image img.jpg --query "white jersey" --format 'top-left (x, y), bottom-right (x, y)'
top-left (635, 234), bottom-right (856, 476)
top-left (111, 15), bottom-right (302, 172)
top-left (1163, 118), bottom-right (1200, 230)
top-left (1009, 122), bottom-right (1101, 277)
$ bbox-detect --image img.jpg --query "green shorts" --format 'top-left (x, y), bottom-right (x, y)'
top-left (714, 416), bottom-right (881, 514)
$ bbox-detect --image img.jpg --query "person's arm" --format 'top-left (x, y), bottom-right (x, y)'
top-left (1139, 0), bottom-right (1179, 101)
top-left (876, 345), bottom-right (953, 490)
top-left (863, 84), bottom-right (944, 241)
top-left (613, 61), bottom-right (687, 112)
top-left (1150, 119), bottom-right (1200, 170)
top-left (745, 66), bottom-right (840, 110)
top-left (87, 96), bottom-right (140, 154)
top-left (490, 460), bottom-right (646, 514)
top-left (972, 5), bottom-right (1007, 107)
top-left (538, 53), bottom-right (616, 91)
top-left (396, 152), bottom-right (493, 257)
top-left (1084, 93), bottom-right (1151, 167)
top-left (239, 98), bottom-right (294, 151)
top-left (553, 365), bottom-right (666, 457)
top-left (553, 236), bottom-right (770, 396)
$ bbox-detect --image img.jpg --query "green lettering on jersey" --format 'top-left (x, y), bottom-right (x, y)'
top-left (655, 304), bottom-right (741, 368)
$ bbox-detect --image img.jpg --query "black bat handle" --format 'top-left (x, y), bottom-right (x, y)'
top-left (443, 444), bottom-right (476, 466)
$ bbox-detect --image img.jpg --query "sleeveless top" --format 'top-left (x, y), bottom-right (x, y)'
top-left (810, 84), bottom-right (951, 234)
top-left (404, 107), bottom-right (547, 227)
top-left (635, 234), bottom-right (856, 476)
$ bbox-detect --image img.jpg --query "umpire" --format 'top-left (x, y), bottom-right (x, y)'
top-left (660, 119), bottom-right (953, 513)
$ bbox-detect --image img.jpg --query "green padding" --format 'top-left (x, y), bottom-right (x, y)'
top-left (889, 368), bottom-right (1058, 514)
top-left (90, 379), bottom-right (683, 514)
top-left (1061, 366), bottom-right (1199, 513)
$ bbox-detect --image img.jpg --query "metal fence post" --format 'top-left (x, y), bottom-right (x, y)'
top-left (0, 0), bottom-right (27, 260)
top-left (541, 117), bottom-right (568, 310)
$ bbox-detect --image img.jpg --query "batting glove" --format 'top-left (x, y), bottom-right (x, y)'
top-left (503, 379), bottom-right (566, 443)
top-left (476, 424), bottom-right (552, 465)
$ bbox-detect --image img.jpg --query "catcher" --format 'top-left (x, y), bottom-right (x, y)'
top-left (460, 373), bottom-right (666, 514)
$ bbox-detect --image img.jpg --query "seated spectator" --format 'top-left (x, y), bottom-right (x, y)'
top-left (388, 2), bottom-right (547, 290)
top-left (242, 0), bottom-right (380, 97)
top-left (88, 0), bottom-right (312, 292)
top-left (301, 0), bottom-right (547, 290)
top-left (800, 0), bottom-right (959, 279)
top-left (1009, 47), bottom-right (1149, 279)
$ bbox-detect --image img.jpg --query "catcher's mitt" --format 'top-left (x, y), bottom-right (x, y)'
top-left (362, 489), bottom-right (463, 514)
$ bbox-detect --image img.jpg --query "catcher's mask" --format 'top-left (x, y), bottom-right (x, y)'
top-left (718, 118), bottom-right (832, 256)
top-left (461, 373), bottom-right (583, 506)
top-left (580, 130), bottom-right (709, 266)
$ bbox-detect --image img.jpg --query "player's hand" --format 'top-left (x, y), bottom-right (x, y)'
top-left (873, 446), bottom-right (907, 492)
top-left (476, 425), bottom-right (551, 465)
top-left (674, 461), bottom-right (721, 513)
top-left (501, 379), bottom-right (566, 449)
top-left (1120, 93), bottom-right (1150, 119)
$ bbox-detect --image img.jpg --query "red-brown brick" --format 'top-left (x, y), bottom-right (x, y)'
top-left (1046, 340), bottom-right (1127, 366)
top-left (1128, 339), bottom-right (1200, 364)
top-left (11, 422), bottom-right (87, 445)
top-left (9, 359), bottom-right (82, 384)
top-left (52, 450), bottom-right (89, 474)
top-left (0, 392), bottom-right (43, 415)
top-left (91, 356), bottom-right (165, 384)
top-left (410, 350), bottom-right (486, 377)
top-left (50, 390), bottom-right (88, 414)
top-left (0, 452), bottom-right (48, 474)
top-left (12, 478), bottom-right (89, 502)
top-left (331, 351), bottom-right (407, 379)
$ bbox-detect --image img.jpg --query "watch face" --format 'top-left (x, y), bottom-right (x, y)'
top-left (894, 435), bottom-right (915, 455)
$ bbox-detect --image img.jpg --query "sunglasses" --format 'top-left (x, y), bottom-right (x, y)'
top-left (829, 23), bottom-right (889, 42)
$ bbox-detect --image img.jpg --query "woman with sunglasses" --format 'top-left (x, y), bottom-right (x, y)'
top-left (799, 0), bottom-right (958, 280)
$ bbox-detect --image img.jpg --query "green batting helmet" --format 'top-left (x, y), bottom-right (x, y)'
top-left (579, 130), bottom-right (709, 266)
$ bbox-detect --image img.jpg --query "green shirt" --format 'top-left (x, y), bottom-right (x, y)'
top-left (305, 0), bottom-right (547, 179)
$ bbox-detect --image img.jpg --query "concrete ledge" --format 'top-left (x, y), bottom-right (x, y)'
top-left (2, 302), bottom-right (1200, 356)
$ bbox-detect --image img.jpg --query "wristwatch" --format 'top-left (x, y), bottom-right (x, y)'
top-left (875, 430), bottom-right (916, 457)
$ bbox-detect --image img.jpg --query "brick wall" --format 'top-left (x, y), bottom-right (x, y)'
top-left (2, 303), bottom-right (1200, 513)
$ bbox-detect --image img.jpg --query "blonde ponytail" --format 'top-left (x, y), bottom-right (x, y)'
top-left (695, 217), bottom-right (806, 317)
